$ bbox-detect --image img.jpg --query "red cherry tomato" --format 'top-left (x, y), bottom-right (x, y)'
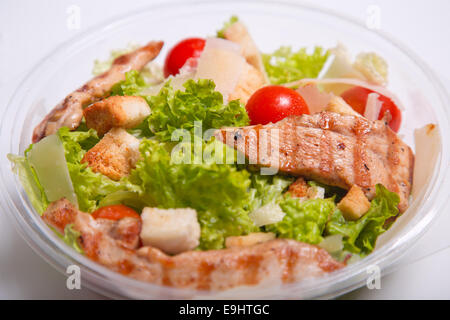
top-left (163, 38), bottom-right (205, 77)
top-left (92, 204), bottom-right (140, 221)
top-left (245, 85), bottom-right (310, 125)
top-left (340, 86), bottom-right (402, 132)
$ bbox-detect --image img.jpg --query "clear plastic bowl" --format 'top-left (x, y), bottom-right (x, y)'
top-left (1, 0), bottom-right (449, 299)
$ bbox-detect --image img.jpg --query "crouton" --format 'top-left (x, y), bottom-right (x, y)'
top-left (337, 185), bottom-right (371, 220)
top-left (81, 128), bottom-right (140, 180)
top-left (326, 96), bottom-right (361, 117)
top-left (140, 207), bottom-right (200, 255)
top-left (225, 232), bottom-right (275, 249)
top-left (288, 177), bottom-right (309, 198)
top-left (228, 62), bottom-right (266, 104)
top-left (288, 177), bottom-right (325, 200)
top-left (223, 21), bottom-right (269, 82)
top-left (83, 96), bottom-right (150, 136)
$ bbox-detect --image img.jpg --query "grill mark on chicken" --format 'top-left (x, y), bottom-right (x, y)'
top-left (32, 41), bottom-right (163, 143)
top-left (353, 119), bottom-right (369, 188)
top-left (320, 130), bottom-right (333, 176)
top-left (216, 112), bottom-right (414, 212)
top-left (281, 246), bottom-right (298, 283)
top-left (42, 199), bottom-right (344, 290)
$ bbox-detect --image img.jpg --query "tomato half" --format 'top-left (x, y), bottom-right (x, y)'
top-left (245, 85), bottom-right (310, 125)
top-left (163, 38), bottom-right (206, 77)
top-left (340, 86), bottom-right (402, 132)
top-left (92, 204), bottom-right (140, 221)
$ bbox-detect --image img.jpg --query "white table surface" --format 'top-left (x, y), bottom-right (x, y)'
top-left (0, 0), bottom-right (449, 299)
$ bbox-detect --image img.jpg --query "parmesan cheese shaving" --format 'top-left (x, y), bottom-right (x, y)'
top-left (364, 92), bottom-right (383, 120)
top-left (412, 124), bottom-right (441, 199)
top-left (195, 37), bottom-right (246, 102)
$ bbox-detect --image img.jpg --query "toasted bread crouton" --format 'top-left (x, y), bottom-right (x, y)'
top-left (288, 177), bottom-right (325, 200)
top-left (84, 96), bottom-right (150, 136)
top-left (223, 21), bottom-right (268, 82)
top-left (140, 207), bottom-right (200, 255)
top-left (228, 62), bottom-right (266, 103)
top-left (288, 177), bottom-right (309, 198)
top-left (326, 96), bottom-right (361, 117)
top-left (225, 232), bottom-right (275, 249)
top-left (81, 128), bottom-right (140, 180)
top-left (337, 185), bottom-right (371, 220)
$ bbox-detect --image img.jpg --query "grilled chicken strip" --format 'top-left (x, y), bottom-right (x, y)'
top-left (216, 111), bottom-right (414, 212)
top-left (32, 41), bottom-right (163, 143)
top-left (42, 199), bottom-right (344, 290)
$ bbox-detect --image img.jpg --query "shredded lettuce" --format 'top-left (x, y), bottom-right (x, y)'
top-left (326, 184), bottom-right (399, 256)
top-left (217, 15), bottom-right (239, 38)
top-left (266, 196), bottom-right (336, 244)
top-left (263, 46), bottom-right (329, 84)
top-left (146, 79), bottom-right (249, 141)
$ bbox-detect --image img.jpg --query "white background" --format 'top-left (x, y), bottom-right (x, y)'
top-left (0, 0), bottom-right (449, 299)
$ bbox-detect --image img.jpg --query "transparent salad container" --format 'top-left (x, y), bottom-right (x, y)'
top-left (1, 0), bottom-right (449, 299)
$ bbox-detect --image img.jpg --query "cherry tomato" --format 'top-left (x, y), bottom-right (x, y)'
top-left (245, 85), bottom-right (310, 125)
top-left (340, 86), bottom-right (402, 132)
top-left (92, 204), bottom-right (140, 221)
top-left (163, 38), bottom-right (206, 77)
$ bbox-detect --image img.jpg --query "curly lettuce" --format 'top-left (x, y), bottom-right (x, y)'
top-left (263, 46), bottom-right (329, 84)
top-left (57, 127), bottom-right (133, 212)
top-left (248, 174), bottom-right (293, 211)
top-left (146, 79), bottom-right (249, 141)
top-left (110, 70), bottom-right (148, 96)
top-left (129, 138), bottom-right (258, 249)
top-left (266, 196), bottom-right (336, 244)
top-left (326, 184), bottom-right (399, 256)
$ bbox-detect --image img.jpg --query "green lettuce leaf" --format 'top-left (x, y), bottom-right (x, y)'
top-left (7, 153), bottom-right (49, 214)
top-left (110, 70), bottom-right (148, 96)
top-left (217, 15), bottom-right (239, 38)
top-left (326, 184), bottom-right (400, 256)
top-left (248, 174), bottom-right (293, 211)
top-left (266, 196), bottom-right (336, 244)
top-left (59, 224), bottom-right (84, 254)
top-left (57, 127), bottom-right (132, 212)
top-left (129, 138), bottom-right (259, 249)
top-left (146, 79), bottom-right (249, 141)
top-left (263, 46), bottom-right (330, 84)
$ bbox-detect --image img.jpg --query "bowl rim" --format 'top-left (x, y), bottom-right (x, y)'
top-left (1, 0), bottom-right (449, 299)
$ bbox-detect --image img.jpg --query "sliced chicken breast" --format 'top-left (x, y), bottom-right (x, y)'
top-left (32, 41), bottom-right (163, 142)
top-left (216, 111), bottom-right (414, 212)
top-left (42, 198), bottom-right (344, 291)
